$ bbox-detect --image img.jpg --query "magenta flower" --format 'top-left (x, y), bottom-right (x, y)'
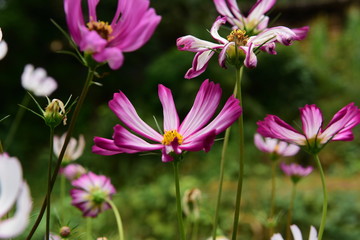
top-left (177, 15), bottom-right (306, 78)
top-left (64, 0), bottom-right (161, 70)
top-left (254, 133), bottom-right (300, 157)
top-left (93, 79), bottom-right (242, 162)
top-left (257, 103), bottom-right (360, 153)
top-left (70, 172), bottom-right (116, 217)
top-left (280, 162), bottom-right (313, 183)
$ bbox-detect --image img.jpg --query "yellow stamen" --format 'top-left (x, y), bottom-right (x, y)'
top-left (87, 21), bottom-right (113, 40)
top-left (162, 130), bottom-right (183, 145)
top-left (227, 29), bottom-right (249, 46)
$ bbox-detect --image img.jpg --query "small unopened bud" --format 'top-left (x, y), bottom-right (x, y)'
top-left (182, 188), bottom-right (201, 220)
top-left (59, 226), bottom-right (71, 237)
top-left (44, 99), bottom-right (67, 127)
top-left (97, 237), bottom-right (108, 240)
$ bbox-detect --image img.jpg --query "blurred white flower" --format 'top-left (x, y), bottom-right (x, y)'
top-left (54, 133), bottom-right (85, 163)
top-left (21, 64), bottom-right (57, 97)
top-left (271, 225), bottom-right (318, 240)
top-left (0, 29), bottom-right (8, 60)
top-left (0, 153), bottom-right (32, 238)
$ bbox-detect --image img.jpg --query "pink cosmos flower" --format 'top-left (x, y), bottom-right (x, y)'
top-left (0, 153), bottom-right (32, 238)
top-left (64, 0), bottom-right (161, 70)
top-left (257, 103), bottom-right (360, 153)
top-left (93, 79), bottom-right (242, 162)
top-left (70, 172), bottom-right (116, 217)
top-left (272, 224), bottom-right (318, 240)
top-left (280, 162), bottom-right (313, 183)
top-left (60, 163), bottom-right (87, 181)
top-left (254, 133), bottom-right (300, 157)
top-left (177, 15), bottom-right (306, 79)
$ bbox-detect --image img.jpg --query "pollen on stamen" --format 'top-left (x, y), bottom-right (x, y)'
top-left (87, 21), bottom-right (113, 41)
top-left (227, 29), bottom-right (249, 46)
top-left (162, 130), bottom-right (184, 145)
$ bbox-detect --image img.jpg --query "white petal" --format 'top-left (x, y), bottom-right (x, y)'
top-left (0, 40), bottom-right (8, 60)
top-left (290, 224), bottom-right (303, 240)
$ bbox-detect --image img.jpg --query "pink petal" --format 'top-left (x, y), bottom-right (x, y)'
top-left (92, 137), bottom-right (134, 155)
top-left (292, 26), bottom-right (310, 41)
top-left (87, 0), bottom-right (100, 21)
top-left (247, 0), bottom-right (276, 22)
top-left (300, 104), bottom-right (323, 140)
top-left (179, 79), bottom-right (222, 137)
top-left (158, 84), bottom-right (179, 131)
top-left (177, 35), bottom-right (223, 52)
top-left (79, 30), bottom-right (107, 52)
top-left (210, 16), bottom-right (228, 44)
top-left (64, 0), bottom-right (85, 44)
top-left (109, 91), bottom-right (163, 142)
top-left (184, 51), bottom-right (215, 79)
top-left (92, 47), bottom-right (124, 70)
top-left (241, 44), bottom-right (258, 68)
top-left (180, 130), bottom-right (217, 152)
top-left (218, 42), bottom-right (234, 68)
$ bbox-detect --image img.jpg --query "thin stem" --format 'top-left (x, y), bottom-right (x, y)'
top-left (231, 66), bottom-right (244, 240)
top-left (107, 199), bottom-right (125, 240)
top-left (86, 218), bottom-right (92, 240)
top-left (268, 160), bottom-right (277, 236)
top-left (314, 154), bottom-right (327, 240)
top-left (286, 183), bottom-right (297, 240)
top-left (46, 128), bottom-right (55, 240)
top-left (60, 174), bottom-right (66, 222)
top-left (212, 74), bottom-right (239, 240)
top-left (173, 160), bottom-right (186, 240)
top-left (26, 69), bottom-right (95, 240)
top-left (5, 94), bottom-right (30, 149)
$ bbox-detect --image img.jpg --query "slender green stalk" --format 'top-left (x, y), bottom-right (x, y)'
top-left (46, 128), bottom-right (55, 240)
top-left (192, 219), bottom-right (199, 240)
top-left (107, 199), bottom-right (125, 240)
top-left (173, 160), bottom-right (186, 240)
top-left (212, 72), bottom-right (240, 240)
top-left (60, 174), bottom-right (66, 222)
top-left (314, 154), bottom-right (327, 240)
top-left (286, 183), bottom-right (297, 240)
top-left (86, 218), bottom-right (92, 240)
top-left (26, 69), bottom-right (95, 240)
top-left (5, 94), bottom-right (30, 149)
top-left (231, 66), bottom-right (244, 240)
top-left (268, 160), bottom-right (277, 236)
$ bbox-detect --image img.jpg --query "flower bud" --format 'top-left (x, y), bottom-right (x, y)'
top-left (59, 226), bottom-right (71, 237)
top-left (44, 99), bottom-right (67, 128)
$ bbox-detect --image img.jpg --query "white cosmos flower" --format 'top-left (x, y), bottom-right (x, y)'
top-left (0, 28), bottom-right (8, 60)
top-left (0, 153), bottom-right (32, 238)
top-left (21, 64), bottom-right (57, 97)
top-left (54, 133), bottom-right (85, 163)
top-left (271, 225), bottom-right (318, 240)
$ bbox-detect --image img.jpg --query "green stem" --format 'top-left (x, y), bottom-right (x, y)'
top-left (26, 69), bottom-right (95, 240)
top-left (60, 174), bottom-right (66, 222)
top-left (86, 218), bottom-right (92, 240)
top-left (46, 128), bottom-right (55, 240)
top-left (107, 199), bottom-right (125, 240)
top-left (212, 73), bottom-right (239, 240)
top-left (314, 154), bottom-right (327, 240)
top-left (286, 183), bottom-right (297, 240)
top-left (231, 66), bottom-right (244, 240)
top-left (269, 159), bottom-right (277, 236)
top-left (192, 220), bottom-right (199, 240)
top-left (5, 94), bottom-right (30, 150)
top-left (173, 160), bottom-right (186, 240)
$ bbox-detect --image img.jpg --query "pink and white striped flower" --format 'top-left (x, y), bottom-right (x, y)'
top-left (93, 79), bottom-right (242, 162)
top-left (177, 15), bottom-right (306, 79)
top-left (64, 0), bottom-right (161, 70)
top-left (254, 133), bottom-right (300, 157)
top-left (257, 103), bottom-right (360, 153)
top-left (70, 172), bottom-right (116, 217)
top-left (271, 224), bottom-right (318, 240)
top-left (0, 153), bottom-right (32, 238)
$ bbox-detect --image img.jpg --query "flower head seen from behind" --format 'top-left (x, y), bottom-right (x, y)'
top-left (0, 28), bottom-right (8, 60)
top-left (93, 79), bottom-right (242, 162)
top-left (254, 133), bottom-right (300, 159)
top-left (271, 224), bottom-right (318, 240)
top-left (64, 0), bottom-right (161, 70)
top-left (54, 133), bottom-right (85, 164)
top-left (70, 172), bottom-right (116, 217)
top-left (21, 64), bottom-right (57, 97)
top-left (257, 103), bottom-right (360, 154)
top-left (0, 153), bottom-right (32, 238)
top-left (280, 162), bottom-right (313, 184)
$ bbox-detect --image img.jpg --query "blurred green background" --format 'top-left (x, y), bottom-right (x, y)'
top-left (1, 0), bottom-right (360, 239)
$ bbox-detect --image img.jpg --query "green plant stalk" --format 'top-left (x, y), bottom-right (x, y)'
top-left (212, 74), bottom-right (239, 240)
top-left (269, 159), bottom-right (277, 236)
top-left (231, 66), bottom-right (244, 240)
top-left (86, 217), bottom-right (92, 240)
top-left (314, 154), bottom-right (327, 240)
top-left (26, 69), bottom-right (95, 240)
top-left (286, 183), bottom-right (297, 240)
top-left (46, 127), bottom-right (55, 240)
top-left (5, 94), bottom-right (30, 149)
top-left (60, 174), bottom-right (66, 222)
top-left (173, 160), bottom-right (186, 240)
top-left (192, 219), bottom-right (199, 240)
top-left (107, 199), bottom-right (125, 240)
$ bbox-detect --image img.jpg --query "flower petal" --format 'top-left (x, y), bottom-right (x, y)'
top-left (80, 29), bottom-right (107, 52)
top-left (309, 226), bottom-right (318, 240)
top-left (292, 26), bottom-right (310, 41)
top-left (92, 136), bottom-right (138, 155)
top-left (109, 91), bottom-right (163, 142)
top-left (177, 35), bottom-right (223, 52)
top-left (179, 79), bottom-right (222, 137)
top-left (299, 104), bottom-right (323, 140)
top-left (0, 40), bottom-right (8, 60)
top-left (64, 0), bottom-right (85, 44)
top-left (271, 233), bottom-right (284, 240)
top-left (184, 51), bottom-right (215, 79)
top-left (158, 84), bottom-right (179, 131)
top-left (92, 47), bottom-right (124, 70)
top-left (87, 0), bottom-right (100, 21)
top-left (210, 16), bottom-right (228, 44)
top-left (290, 224), bottom-right (303, 240)
top-left (247, 0), bottom-right (276, 25)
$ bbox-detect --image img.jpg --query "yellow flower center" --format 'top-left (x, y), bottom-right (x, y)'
top-left (162, 130), bottom-right (183, 146)
top-left (87, 21), bottom-right (113, 40)
top-left (227, 29), bottom-right (249, 46)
